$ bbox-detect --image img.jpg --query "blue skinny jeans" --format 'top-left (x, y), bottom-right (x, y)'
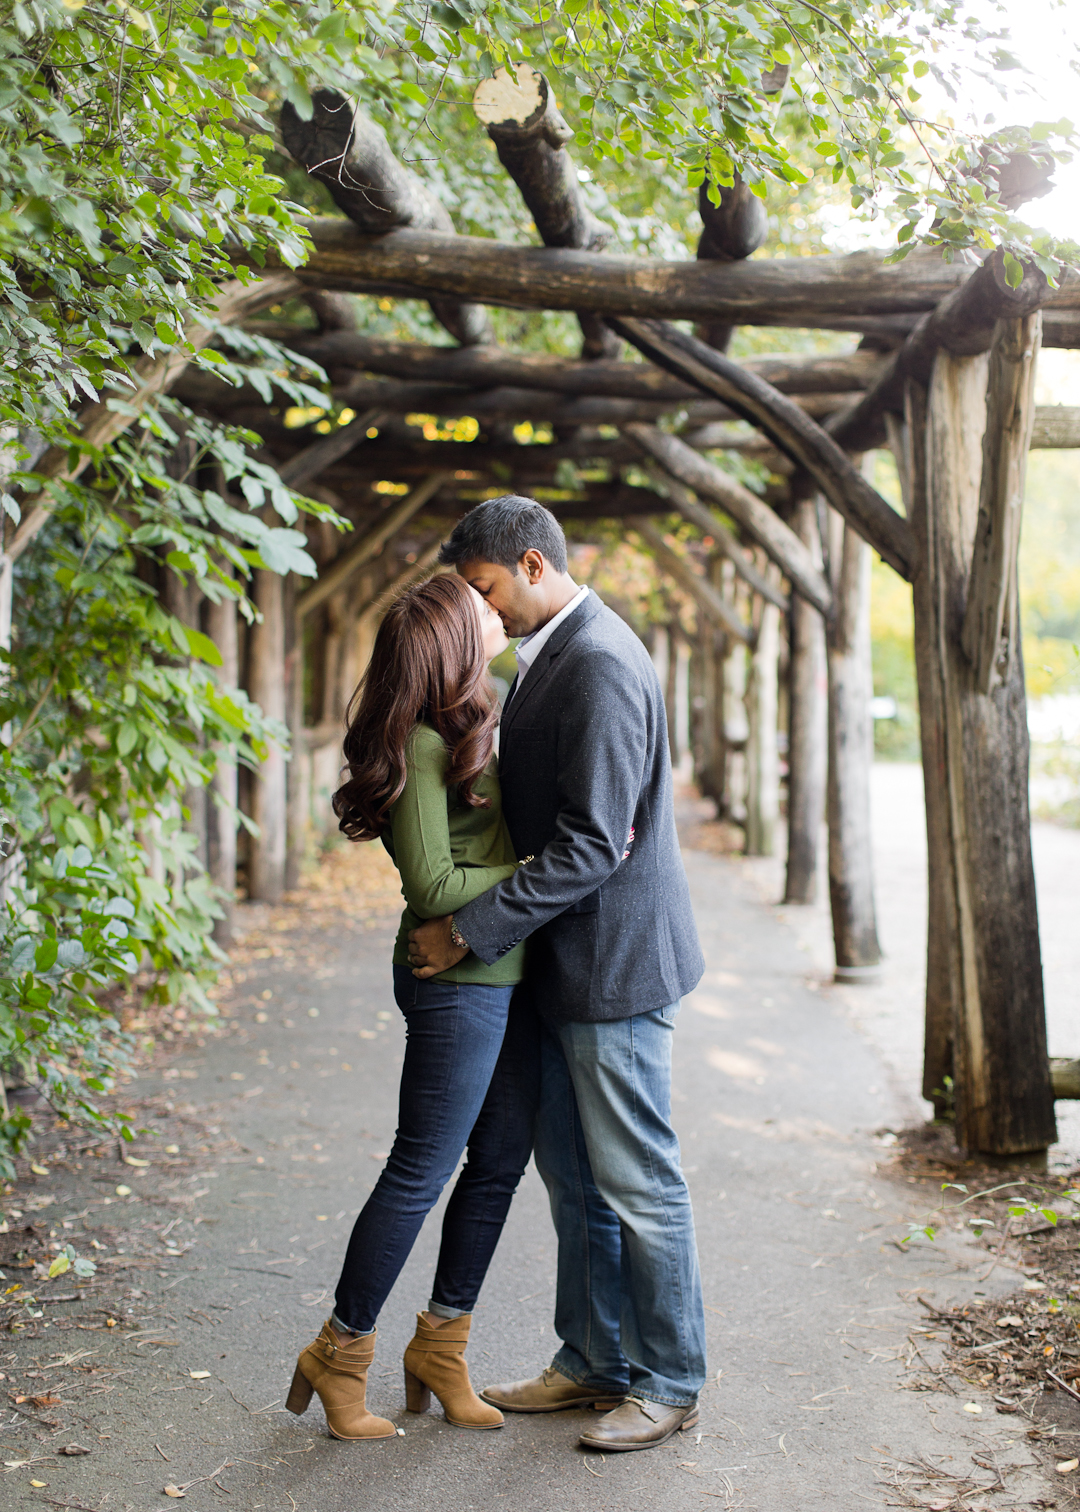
top-left (333, 967), bottom-right (539, 1333)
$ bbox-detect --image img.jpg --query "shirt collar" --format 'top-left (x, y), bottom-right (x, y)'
top-left (514, 583), bottom-right (590, 676)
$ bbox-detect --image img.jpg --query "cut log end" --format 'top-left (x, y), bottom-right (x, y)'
top-left (473, 64), bottom-right (546, 128)
top-left (1051, 1059), bottom-right (1080, 1100)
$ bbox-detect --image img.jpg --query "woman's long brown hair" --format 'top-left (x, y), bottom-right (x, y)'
top-left (332, 573), bottom-right (498, 842)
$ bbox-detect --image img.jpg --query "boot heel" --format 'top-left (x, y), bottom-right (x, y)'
top-left (286, 1365), bottom-right (314, 1415)
top-left (404, 1367), bottom-right (431, 1414)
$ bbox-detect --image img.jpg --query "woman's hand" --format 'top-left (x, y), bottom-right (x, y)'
top-left (408, 916), bottom-right (469, 978)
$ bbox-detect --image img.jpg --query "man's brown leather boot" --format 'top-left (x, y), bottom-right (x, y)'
top-left (287, 1320), bottom-right (396, 1441)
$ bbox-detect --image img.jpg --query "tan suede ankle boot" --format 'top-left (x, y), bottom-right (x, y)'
top-left (403, 1313), bottom-right (504, 1429)
top-left (287, 1320), bottom-right (396, 1440)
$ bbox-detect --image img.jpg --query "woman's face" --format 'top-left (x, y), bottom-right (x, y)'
top-left (468, 584), bottom-right (510, 661)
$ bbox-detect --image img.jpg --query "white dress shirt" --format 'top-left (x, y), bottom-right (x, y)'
top-left (507, 583), bottom-right (590, 705)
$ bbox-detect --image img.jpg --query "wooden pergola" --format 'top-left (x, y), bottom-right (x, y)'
top-left (25, 71), bottom-right (1080, 1157)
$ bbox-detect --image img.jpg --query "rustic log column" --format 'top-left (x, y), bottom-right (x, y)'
top-left (784, 500), bottom-right (828, 904)
top-left (206, 590), bottom-right (239, 944)
top-left (826, 515), bottom-right (882, 979)
top-left (746, 572), bottom-right (781, 856)
top-left (903, 315), bottom-right (1054, 1154)
top-left (248, 569), bottom-right (287, 903)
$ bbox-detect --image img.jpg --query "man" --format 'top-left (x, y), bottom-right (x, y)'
top-left (408, 495), bottom-right (706, 1452)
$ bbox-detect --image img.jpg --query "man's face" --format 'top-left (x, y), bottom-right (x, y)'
top-left (457, 553), bottom-right (546, 639)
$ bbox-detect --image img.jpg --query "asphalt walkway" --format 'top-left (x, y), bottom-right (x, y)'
top-left (0, 834), bottom-right (1059, 1512)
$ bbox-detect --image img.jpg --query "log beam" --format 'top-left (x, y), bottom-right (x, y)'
top-left (272, 220), bottom-right (1080, 327)
top-left (696, 173), bottom-right (768, 352)
top-left (611, 316), bottom-right (918, 580)
top-left (625, 423), bottom-right (833, 615)
top-left (629, 518), bottom-right (754, 645)
top-left (280, 90), bottom-right (492, 347)
top-left (283, 332), bottom-right (887, 400)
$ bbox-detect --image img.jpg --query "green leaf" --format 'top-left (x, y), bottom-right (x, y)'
top-left (116, 721), bottom-right (140, 757)
top-left (182, 627), bottom-right (224, 667)
top-left (35, 938), bottom-right (59, 971)
top-left (1002, 251), bottom-right (1025, 289)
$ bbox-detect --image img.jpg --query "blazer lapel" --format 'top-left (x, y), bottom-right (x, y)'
top-left (500, 593), bottom-right (603, 736)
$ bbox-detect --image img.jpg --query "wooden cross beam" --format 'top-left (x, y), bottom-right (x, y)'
top-left (283, 332), bottom-right (886, 400)
top-left (265, 218), bottom-right (1080, 336)
top-left (612, 317), bottom-right (917, 580)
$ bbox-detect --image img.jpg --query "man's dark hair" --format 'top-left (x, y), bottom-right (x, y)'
top-left (438, 495), bottom-right (568, 574)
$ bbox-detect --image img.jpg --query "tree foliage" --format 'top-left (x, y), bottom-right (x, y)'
top-left (0, 0), bottom-right (1074, 1170)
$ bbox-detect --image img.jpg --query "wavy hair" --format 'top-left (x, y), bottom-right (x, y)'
top-left (332, 573), bottom-right (498, 842)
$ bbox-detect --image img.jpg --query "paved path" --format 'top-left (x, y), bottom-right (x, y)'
top-left (1, 838), bottom-right (1057, 1512)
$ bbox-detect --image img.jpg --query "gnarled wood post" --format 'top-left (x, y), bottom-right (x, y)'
top-left (248, 569), bottom-right (288, 903)
top-left (206, 589), bottom-right (239, 945)
top-left (826, 513), bottom-right (882, 979)
top-left (902, 314), bottom-right (1054, 1154)
top-left (746, 570), bottom-right (782, 856)
top-left (785, 499), bottom-right (828, 903)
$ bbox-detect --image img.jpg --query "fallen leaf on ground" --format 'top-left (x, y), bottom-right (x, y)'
top-left (124, 1157), bottom-right (150, 1168)
top-left (29, 1394), bottom-right (61, 1408)
top-left (30, 1165), bottom-right (49, 1176)
top-left (57, 1444), bottom-right (90, 1456)
top-left (30, 1480), bottom-right (47, 1487)
top-left (164, 1483), bottom-right (186, 1497)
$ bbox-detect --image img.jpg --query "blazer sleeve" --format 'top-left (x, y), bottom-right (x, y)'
top-left (390, 729), bottom-right (518, 919)
top-left (453, 647), bottom-right (647, 964)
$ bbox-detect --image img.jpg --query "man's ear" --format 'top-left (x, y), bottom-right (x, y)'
top-left (521, 549), bottom-right (545, 583)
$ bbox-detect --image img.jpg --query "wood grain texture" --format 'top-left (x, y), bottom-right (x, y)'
top-left (270, 220), bottom-right (1080, 325)
top-left (962, 314), bottom-right (1041, 693)
top-left (905, 354), bottom-right (1055, 1154)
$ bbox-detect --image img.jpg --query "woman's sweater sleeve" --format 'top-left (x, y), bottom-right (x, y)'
top-left (389, 729), bottom-right (518, 920)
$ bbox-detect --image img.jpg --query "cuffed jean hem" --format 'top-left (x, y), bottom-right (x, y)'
top-left (427, 1299), bottom-right (470, 1320)
top-left (331, 1311), bottom-right (375, 1338)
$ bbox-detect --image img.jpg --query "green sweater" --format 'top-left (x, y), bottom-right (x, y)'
top-left (383, 722), bottom-right (525, 985)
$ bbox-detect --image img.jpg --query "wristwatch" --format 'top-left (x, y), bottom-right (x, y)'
top-left (450, 918), bottom-right (469, 951)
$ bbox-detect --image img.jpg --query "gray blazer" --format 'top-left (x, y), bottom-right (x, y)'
top-left (454, 591), bottom-right (704, 1024)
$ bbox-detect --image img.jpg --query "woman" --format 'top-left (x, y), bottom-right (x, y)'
top-left (286, 574), bottom-right (536, 1441)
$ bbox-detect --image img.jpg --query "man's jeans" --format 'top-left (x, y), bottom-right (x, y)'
top-left (334, 968), bottom-right (538, 1334)
top-left (533, 1003), bottom-right (707, 1407)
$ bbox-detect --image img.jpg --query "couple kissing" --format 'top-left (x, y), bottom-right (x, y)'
top-left (286, 494), bottom-right (707, 1454)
